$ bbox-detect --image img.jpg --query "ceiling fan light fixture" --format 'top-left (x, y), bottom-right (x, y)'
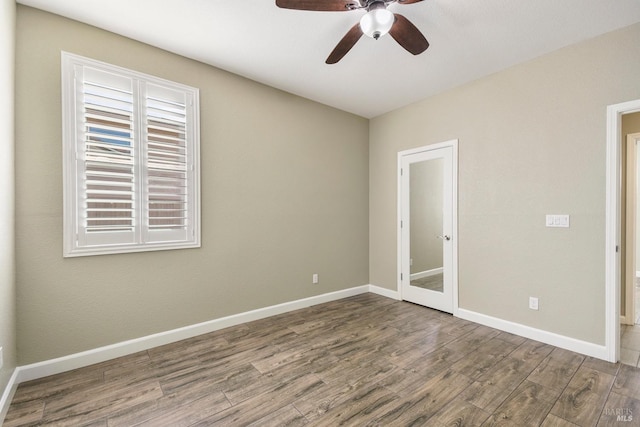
top-left (360, 8), bottom-right (394, 40)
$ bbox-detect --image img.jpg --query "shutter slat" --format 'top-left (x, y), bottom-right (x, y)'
top-left (148, 163), bottom-right (187, 172)
top-left (148, 124), bottom-right (186, 136)
top-left (85, 156), bottom-right (134, 166)
top-left (147, 107), bottom-right (185, 117)
top-left (86, 126), bottom-right (133, 139)
top-left (148, 110), bottom-right (186, 124)
top-left (86, 142), bottom-right (133, 154)
top-left (147, 150), bottom-right (185, 160)
top-left (86, 111), bottom-right (131, 126)
top-left (149, 139), bottom-right (185, 148)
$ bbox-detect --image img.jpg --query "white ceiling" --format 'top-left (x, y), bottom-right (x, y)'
top-left (16, 0), bottom-right (640, 118)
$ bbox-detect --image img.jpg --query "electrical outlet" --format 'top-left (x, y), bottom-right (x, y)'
top-left (312, 274), bottom-right (318, 284)
top-left (529, 297), bottom-right (539, 310)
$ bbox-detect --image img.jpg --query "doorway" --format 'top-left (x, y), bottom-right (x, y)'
top-left (623, 130), bottom-right (640, 327)
top-left (605, 100), bottom-right (640, 364)
top-left (398, 140), bottom-right (458, 313)
top-left (620, 126), bottom-right (640, 366)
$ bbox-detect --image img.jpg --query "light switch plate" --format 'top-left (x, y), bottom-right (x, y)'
top-left (546, 214), bottom-right (570, 228)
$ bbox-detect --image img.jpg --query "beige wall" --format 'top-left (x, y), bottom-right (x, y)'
top-left (15, 6), bottom-right (369, 364)
top-left (0, 0), bottom-right (16, 397)
top-left (410, 159), bottom-right (443, 274)
top-left (370, 22), bottom-right (640, 345)
top-left (623, 112), bottom-right (640, 141)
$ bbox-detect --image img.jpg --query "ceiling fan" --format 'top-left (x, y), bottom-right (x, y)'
top-left (275, 0), bottom-right (429, 64)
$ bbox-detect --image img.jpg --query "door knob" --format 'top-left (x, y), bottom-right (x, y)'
top-left (437, 235), bottom-right (451, 241)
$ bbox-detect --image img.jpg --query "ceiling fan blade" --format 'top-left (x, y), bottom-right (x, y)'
top-left (326, 23), bottom-right (363, 64)
top-left (276, 0), bottom-right (360, 12)
top-left (389, 13), bottom-right (429, 55)
top-left (397, 0), bottom-right (424, 4)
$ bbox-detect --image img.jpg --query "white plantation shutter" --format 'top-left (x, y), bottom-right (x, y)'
top-left (143, 84), bottom-right (193, 243)
top-left (63, 53), bottom-right (200, 257)
top-left (79, 68), bottom-right (136, 247)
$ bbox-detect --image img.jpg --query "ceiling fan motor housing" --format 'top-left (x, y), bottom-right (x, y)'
top-left (360, 1), bottom-right (394, 39)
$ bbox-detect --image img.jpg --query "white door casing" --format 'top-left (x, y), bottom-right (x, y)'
top-left (606, 99), bottom-right (640, 363)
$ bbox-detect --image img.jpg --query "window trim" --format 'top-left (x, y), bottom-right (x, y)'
top-left (62, 52), bottom-right (201, 257)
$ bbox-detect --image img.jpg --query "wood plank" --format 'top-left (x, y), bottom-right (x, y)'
top-left (461, 356), bottom-right (537, 413)
top-left (451, 338), bottom-right (518, 380)
top-left (293, 377), bottom-right (393, 422)
top-left (541, 414), bottom-right (581, 426)
top-left (429, 397), bottom-right (491, 427)
top-left (509, 339), bottom-right (555, 368)
top-left (445, 325), bottom-right (501, 354)
top-left (246, 404), bottom-right (308, 427)
top-left (581, 356), bottom-right (620, 377)
top-left (482, 380), bottom-right (557, 426)
top-left (550, 366), bottom-right (615, 427)
top-left (223, 369), bottom-right (325, 406)
top-left (612, 363), bottom-right (640, 400)
top-left (527, 347), bottom-right (585, 392)
top-left (251, 342), bottom-right (334, 374)
top-left (193, 372), bottom-right (324, 425)
top-left (372, 369), bottom-right (474, 425)
top-left (316, 359), bottom-right (398, 387)
top-left (159, 361), bottom-right (262, 398)
top-left (2, 400), bottom-right (44, 427)
top-left (596, 391), bottom-right (640, 426)
top-left (385, 322), bottom-right (469, 368)
top-left (107, 390), bottom-right (230, 427)
top-left (9, 364), bottom-right (105, 406)
top-left (301, 382), bottom-right (399, 427)
top-left (42, 379), bottom-right (163, 426)
top-left (380, 346), bottom-right (467, 396)
top-left (494, 331), bottom-right (527, 346)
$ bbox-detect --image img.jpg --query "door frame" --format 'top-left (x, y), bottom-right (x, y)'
top-left (397, 139), bottom-right (459, 314)
top-left (606, 100), bottom-right (640, 363)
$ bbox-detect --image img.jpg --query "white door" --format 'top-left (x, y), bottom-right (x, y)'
top-left (399, 141), bottom-right (457, 313)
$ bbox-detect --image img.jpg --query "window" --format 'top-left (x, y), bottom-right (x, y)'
top-left (62, 52), bottom-right (200, 257)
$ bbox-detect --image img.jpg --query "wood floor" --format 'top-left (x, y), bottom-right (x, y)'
top-left (5, 294), bottom-right (640, 426)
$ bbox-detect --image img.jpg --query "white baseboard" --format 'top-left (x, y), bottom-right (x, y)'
top-left (368, 284), bottom-right (401, 300)
top-left (457, 308), bottom-right (608, 361)
top-left (410, 267), bottom-right (443, 281)
top-left (15, 285), bottom-right (370, 384)
top-left (0, 369), bottom-right (19, 425)
top-left (621, 314), bottom-right (636, 326)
